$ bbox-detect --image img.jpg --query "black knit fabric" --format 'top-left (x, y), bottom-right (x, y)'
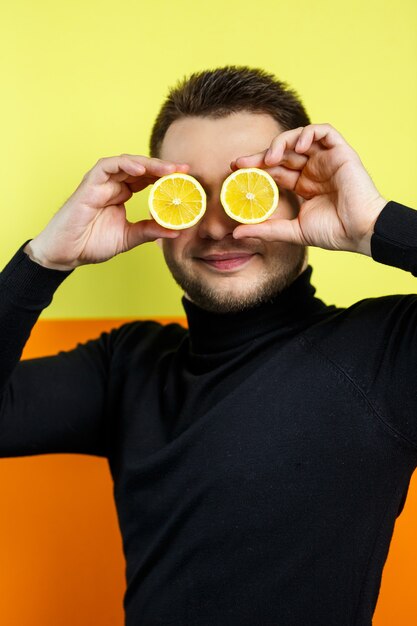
top-left (1, 201), bottom-right (417, 625)
top-left (371, 201), bottom-right (417, 275)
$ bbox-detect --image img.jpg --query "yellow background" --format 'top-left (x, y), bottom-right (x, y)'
top-left (1, 0), bottom-right (416, 316)
top-left (0, 0), bottom-right (416, 624)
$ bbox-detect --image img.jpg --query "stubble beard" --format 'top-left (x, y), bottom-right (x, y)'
top-left (162, 244), bottom-right (307, 314)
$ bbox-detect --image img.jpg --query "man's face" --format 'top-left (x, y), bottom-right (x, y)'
top-left (158, 111), bottom-right (307, 314)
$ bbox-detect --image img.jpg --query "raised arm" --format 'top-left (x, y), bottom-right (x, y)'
top-left (0, 153), bottom-right (189, 457)
top-left (230, 123), bottom-right (417, 452)
top-left (0, 241), bottom-right (112, 457)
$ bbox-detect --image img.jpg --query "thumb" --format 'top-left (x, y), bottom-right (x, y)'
top-left (125, 219), bottom-right (179, 250)
top-left (232, 217), bottom-right (306, 245)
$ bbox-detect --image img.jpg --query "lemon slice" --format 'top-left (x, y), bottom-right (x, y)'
top-left (220, 167), bottom-right (279, 224)
top-left (148, 172), bottom-right (206, 230)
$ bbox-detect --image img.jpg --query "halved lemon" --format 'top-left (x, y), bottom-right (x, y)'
top-left (148, 172), bottom-right (206, 230)
top-left (220, 167), bottom-right (279, 224)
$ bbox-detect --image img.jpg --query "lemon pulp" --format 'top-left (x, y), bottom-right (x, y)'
top-left (220, 168), bottom-right (279, 224)
top-left (149, 173), bottom-right (206, 230)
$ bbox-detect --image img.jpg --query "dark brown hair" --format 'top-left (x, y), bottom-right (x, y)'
top-left (149, 65), bottom-right (311, 157)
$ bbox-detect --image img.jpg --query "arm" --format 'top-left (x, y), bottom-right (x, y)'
top-left (230, 124), bottom-right (417, 276)
top-left (0, 241), bottom-right (110, 457)
top-left (0, 153), bottom-right (189, 458)
top-left (230, 123), bottom-right (388, 257)
top-left (370, 200), bottom-right (417, 277)
top-left (231, 126), bottom-right (417, 450)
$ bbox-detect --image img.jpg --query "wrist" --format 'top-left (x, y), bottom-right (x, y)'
top-left (355, 197), bottom-right (388, 257)
top-left (23, 241), bottom-right (76, 272)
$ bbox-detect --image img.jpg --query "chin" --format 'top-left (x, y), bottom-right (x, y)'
top-left (164, 246), bottom-right (307, 314)
top-left (183, 280), bottom-right (279, 314)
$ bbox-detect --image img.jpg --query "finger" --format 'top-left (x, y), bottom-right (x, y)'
top-left (126, 162), bottom-right (190, 193)
top-left (263, 127), bottom-right (305, 165)
top-left (89, 155), bottom-right (180, 185)
top-left (127, 176), bottom-right (160, 193)
top-left (121, 161), bottom-right (190, 184)
top-left (229, 161), bottom-right (303, 194)
top-left (121, 157), bottom-right (190, 178)
top-left (294, 124), bottom-right (345, 154)
top-left (104, 162), bottom-right (190, 204)
top-left (231, 149), bottom-right (268, 170)
top-left (174, 162), bottom-right (191, 172)
top-left (232, 148), bottom-right (308, 172)
top-left (232, 216), bottom-right (307, 246)
top-left (124, 218), bottom-right (180, 250)
top-left (278, 151), bottom-right (308, 171)
top-left (264, 124), bottom-right (345, 165)
top-left (104, 185), bottom-right (133, 207)
top-left (264, 165), bottom-right (301, 191)
top-left (233, 127), bottom-right (307, 169)
top-left (119, 162), bottom-right (190, 186)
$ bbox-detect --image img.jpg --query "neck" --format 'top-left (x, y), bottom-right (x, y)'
top-left (181, 264), bottom-right (332, 354)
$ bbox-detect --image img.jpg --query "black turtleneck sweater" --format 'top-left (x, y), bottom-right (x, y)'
top-left (1, 200), bottom-right (417, 625)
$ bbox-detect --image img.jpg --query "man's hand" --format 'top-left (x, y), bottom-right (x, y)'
top-left (26, 155), bottom-right (190, 270)
top-left (230, 124), bottom-right (387, 256)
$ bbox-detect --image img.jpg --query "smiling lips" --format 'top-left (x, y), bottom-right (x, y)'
top-left (198, 252), bottom-right (256, 271)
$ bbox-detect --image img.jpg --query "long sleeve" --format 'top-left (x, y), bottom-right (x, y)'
top-left (304, 200), bottom-right (417, 454)
top-left (0, 241), bottom-right (112, 458)
top-left (371, 200), bottom-right (417, 276)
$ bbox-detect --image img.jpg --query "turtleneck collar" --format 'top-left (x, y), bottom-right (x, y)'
top-left (181, 265), bottom-right (332, 354)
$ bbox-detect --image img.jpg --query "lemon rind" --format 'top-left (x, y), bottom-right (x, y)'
top-left (149, 173), bottom-right (207, 230)
top-left (220, 167), bottom-right (279, 224)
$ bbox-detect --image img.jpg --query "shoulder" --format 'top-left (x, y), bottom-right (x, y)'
top-left (306, 293), bottom-right (417, 342)
top-left (306, 292), bottom-right (417, 344)
top-left (301, 292), bottom-right (417, 381)
top-left (108, 319), bottom-right (188, 358)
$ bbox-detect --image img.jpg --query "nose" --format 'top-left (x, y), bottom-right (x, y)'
top-left (197, 196), bottom-right (237, 240)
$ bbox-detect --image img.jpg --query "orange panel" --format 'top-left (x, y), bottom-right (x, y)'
top-left (21, 317), bottom-right (188, 360)
top-left (1, 317), bottom-right (186, 626)
top-left (1, 317), bottom-right (417, 625)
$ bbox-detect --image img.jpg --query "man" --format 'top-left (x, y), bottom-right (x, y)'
top-left (1, 65), bottom-right (416, 625)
